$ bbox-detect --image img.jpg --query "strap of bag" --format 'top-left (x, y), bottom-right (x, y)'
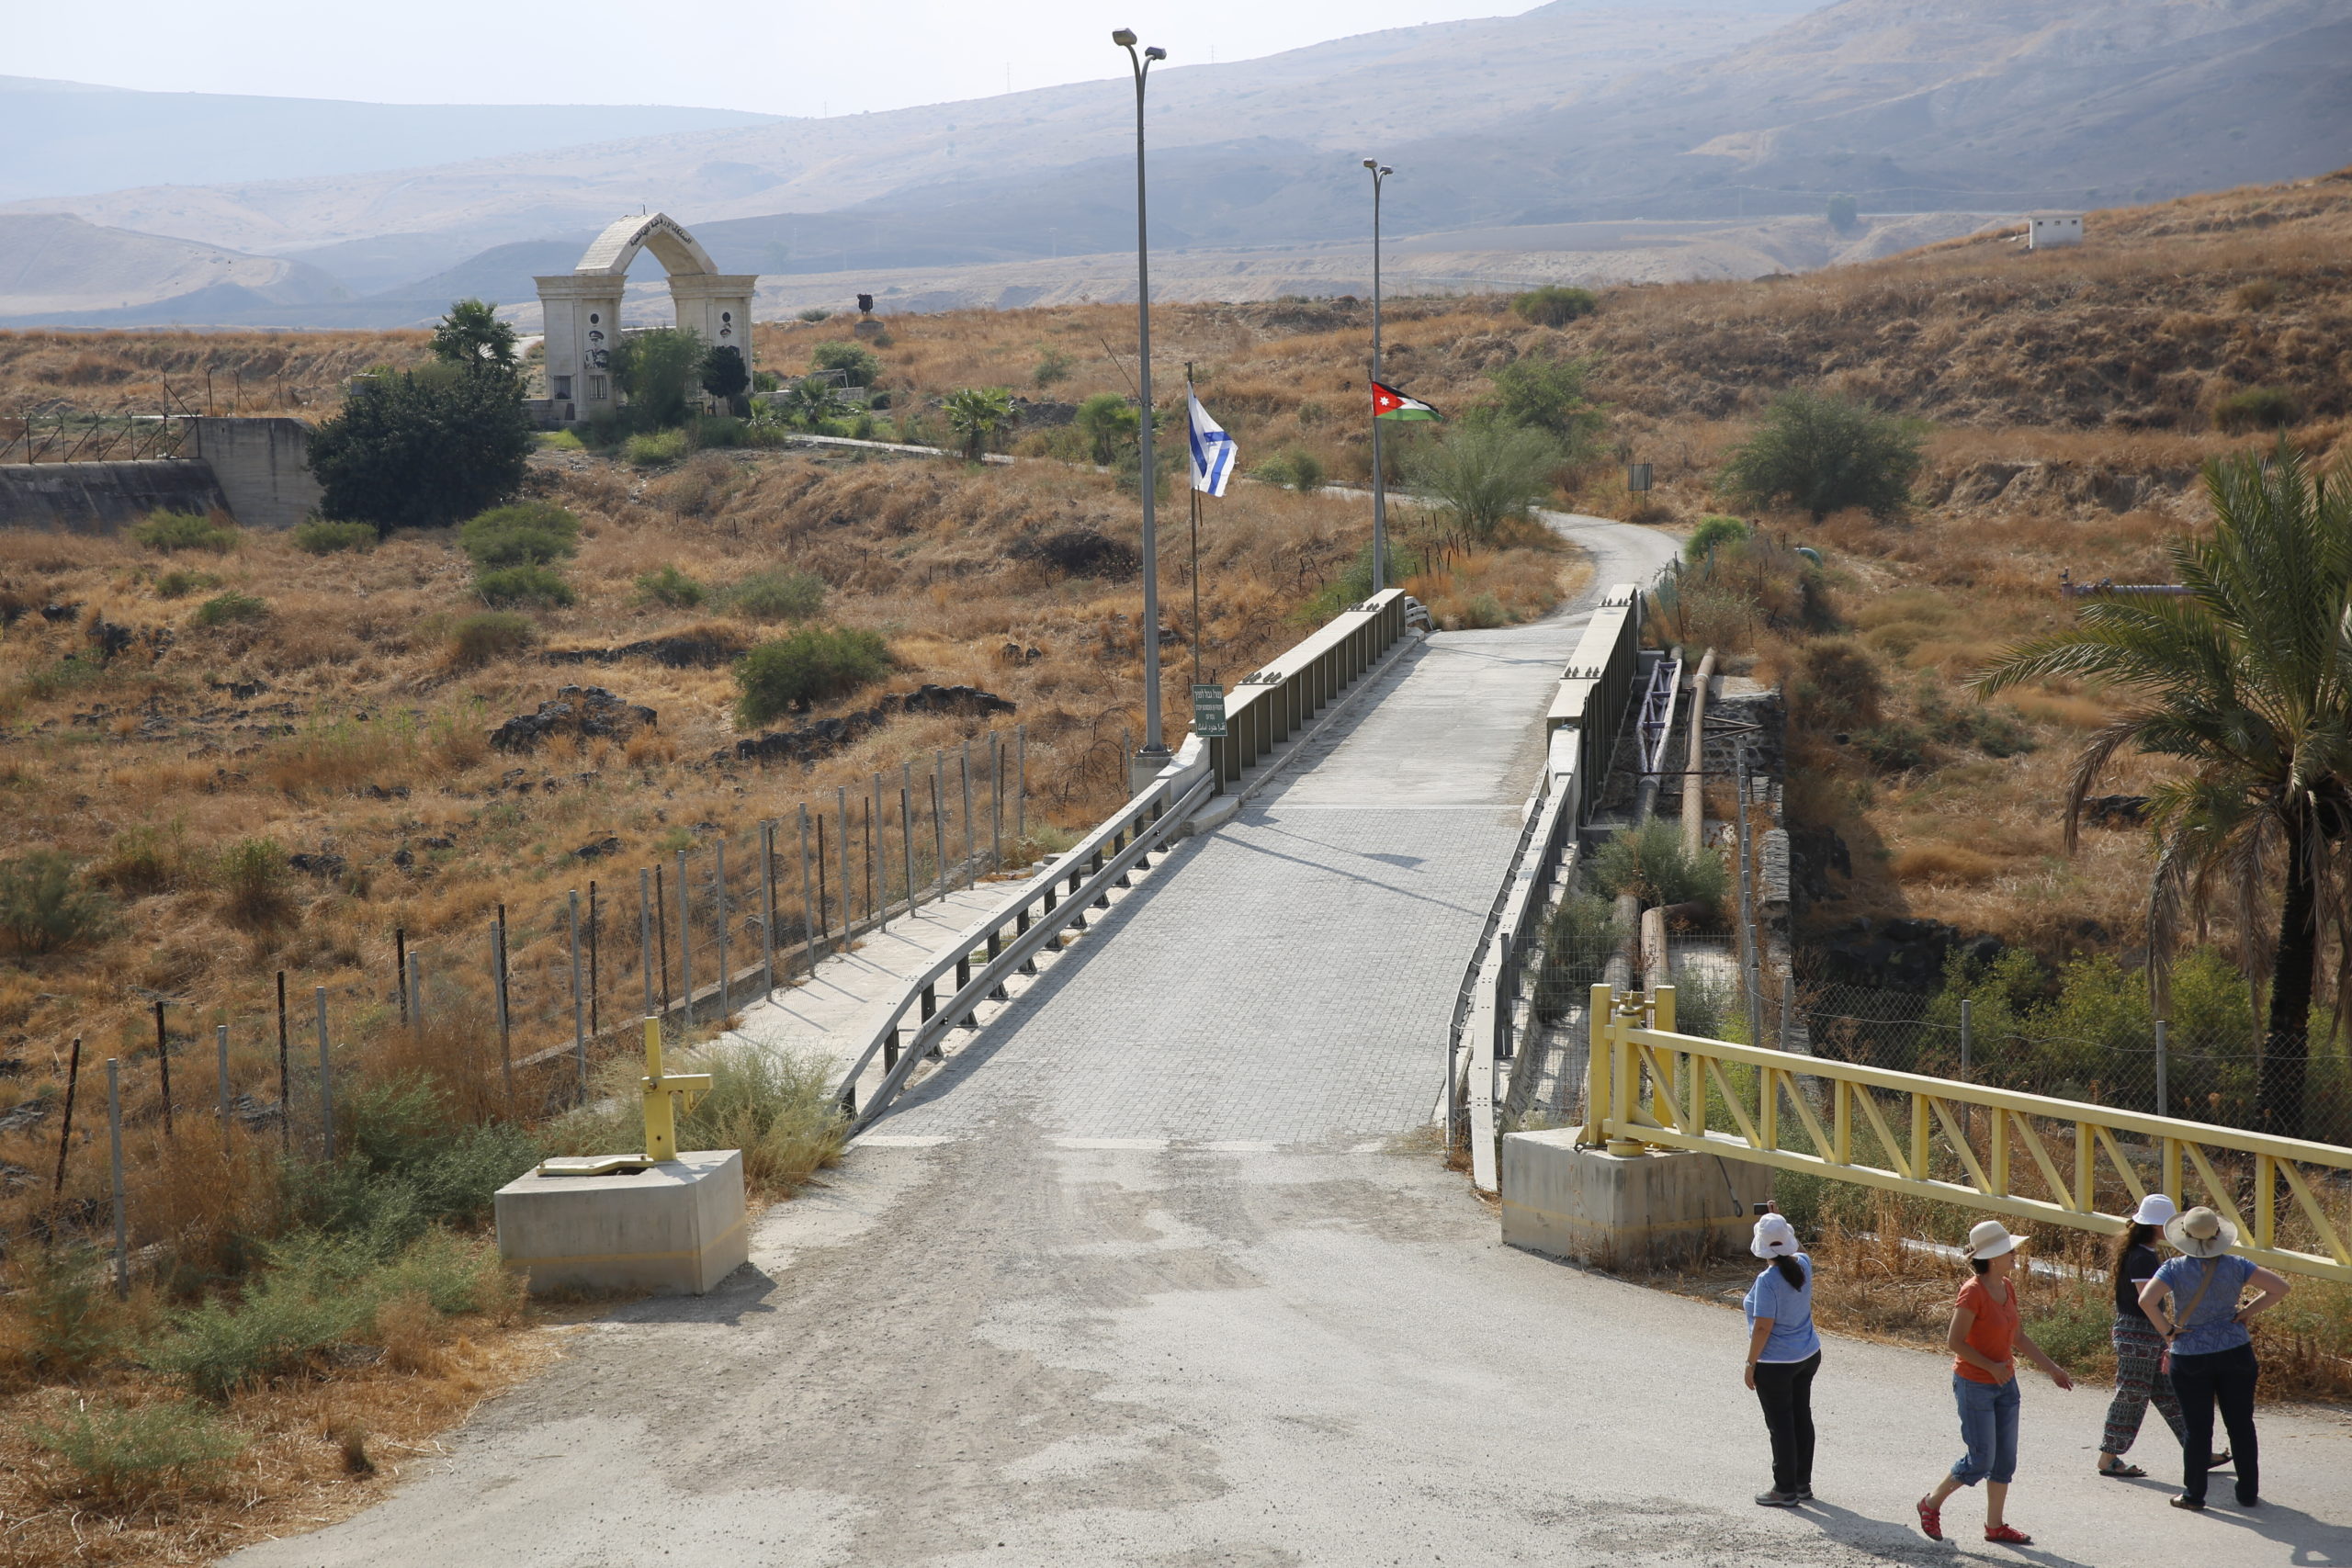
top-left (2172, 1256), bottom-right (2225, 1337)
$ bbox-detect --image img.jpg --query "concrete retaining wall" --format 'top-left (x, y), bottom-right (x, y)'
top-left (187, 417), bottom-right (323, 529)
top-left (1501, 1134), bottom-right (1770, 1271)
top-left (0, 459), bottom-right (229, 530)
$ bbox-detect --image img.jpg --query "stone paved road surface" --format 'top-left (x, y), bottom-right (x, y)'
top-left (228, 517), bottom-right (2350, 1568)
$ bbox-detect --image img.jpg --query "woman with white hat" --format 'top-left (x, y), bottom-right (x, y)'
top-left (2096, 1193), bottom-right (2198, 1478)
top-left (1916, 1220), bottom-right (2074, 1547)
top-left (2138, 1205), bottom-right (2291, 1511)
top-left (1741, 1210), bottom-right (1821, 1507)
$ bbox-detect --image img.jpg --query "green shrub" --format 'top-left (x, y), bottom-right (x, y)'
top-left (19, 656), bottom-right (103, 701)
top-left (1076, 392), bottom-right (1140, 465)
top-left (447, 611), bottom-right (537, 668)
top-left (1033, 345), bottom-right (1074, 387)
top-left (1408, 421), bottom-right (1562, 541)
top-left (723, 568), bottom-right (827, 623)
top-left (153, 568), bottom-right (220, 600)
top-left (1717, 389), bottom-right (1923, 521)
top-left (2213, 387), bottom-right (2300, 434)
top-left (1584, 820), bottom-right (1729, 915)
top-left (1684, 515), bottom-right (1752, 563)
top-left (610, 326), bottom-right (704, 428)
top-left (305, 363), bottom-right (532, 532)
top-left (1485, 351), bottom-right (1605, 458)
top-left (130, 510), bottom-right (238, 553)
top-left (1461, 591), bottom-right (1509, 629)
top-left (795, 307), bottom-right (833, 323)
top-left (153, 1269), bottom-right (363, 1398)
top-left (217, 838), bottom-right (291, 928)
top-left (290, 518), bottom-right (379, 554)
top-left (1851, 717), bottom-right (1931, 773)
top-left (634, 564), bottom-right (707, 608)
top-left (0, 851), bottom-right (113, 955)
top-left (2026, 1292), bottom-right (2114, 1373)
top-left (695, 414), bottom-right (750, 448)
top-left (811, 340), bottom-right (880, 387)
top-left (92, 820), bottom-right (196, 897)
top-left (475, 564), bottom-right (575, 608)
top-left (1826, 193), bottom-right (1860, 231)
top-left (458, 501), bottom-right (579, 569)
top-left (699, 344), bottom-right (750, 406)
top-left (193, 590), bottom-right (267, 626)
top-left (1792, 638), bottom-right (1883, 729)
top-left (5, 1244), bottom-right (131, 1377)
top-left (625, 428), bottom-right (691, 467)
top-left (1252, 448), bottom-right (1327, 492)
top-left (29, 1399), bottom-right (245, 1495)
top-left (543, 1043), bottom-right (844, 1197)
top-left (1535, 894), bottom-right (1619, 1021)
top-left (1510, 285), bottom-right (1599, 327)
top-left (299, 1079), bottom-right (541, 1241)
top-left (734, 626), bottom-right (892, 725)
top-left (537, 427), bottom-right (586, 451)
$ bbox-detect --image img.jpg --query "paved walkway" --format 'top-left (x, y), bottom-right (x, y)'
top-left (228, 518), bottom-right (2349, 1568)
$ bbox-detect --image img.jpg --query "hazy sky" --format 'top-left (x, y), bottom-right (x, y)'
top-left (15, 1), bottom-right (1523, 117)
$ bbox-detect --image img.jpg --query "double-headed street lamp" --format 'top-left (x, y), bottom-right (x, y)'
top-left (1363, 158), bottom-right (1394, 594)
top-left (1115, 28), bottom-right (1170, 789)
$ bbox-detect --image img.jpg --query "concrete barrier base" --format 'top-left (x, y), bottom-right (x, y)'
top-left (494, 1148), bottom-right (748, 1296)
top-left (1500, 1134), bottom-right (1770, 1271)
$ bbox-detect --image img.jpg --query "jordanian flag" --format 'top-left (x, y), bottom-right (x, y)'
top-left (1370, 379), bottom-right (1442, 421)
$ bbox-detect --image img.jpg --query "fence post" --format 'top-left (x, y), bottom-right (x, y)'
top-left (1734, 749), bottom-right (1763, 1050)
top-left (588, 880), bottom-right (600, 1039)
top-left (2154, 1018), bottom-right (2168, 1119)
top-left (395, 926), bottom-right (408, 1022)
top-left (314, 987), bottom-right (334, 1161)
top-left (872, 773), bottom-right (888, 927)
top-left (1779, 973), bottom-right (1794, 1055)
top-left (715, 840), bottom-right (730, 1021)
top-left (759, 820), bottom-right (776, 996)
top-left (407, 952), bottom-right (424, 1032)
top-left (932, 752), bottom-right (947, 899)
top-left (899, 773), bottom-right (914, 915)
top-left (107, 1058), bottom-right (128, 1298)
top-left (837, 786), bottom-right (852, 931)
top-left (960, 741), bottom-right (976, 887)
top-left (53, 1037), bottom-right (81, 1194)
top-left (1016, 723), bottom-right (1027, 845)
top-left (276, 970), bottom-right (290, 1149)
top-left (153, 1000), bottom-right (173, 1135)
top-left (216, 1023), bottom-right (231, 1148)
top-left (1959, 998), bottom-right (1973, 1079)
top-left (570, 889), bottom-right (587, 1095)
top-left (798, 807), bottom-right (816, 970)
top-left (990, 732), bottom-right (1003, 869)
top-left (676, 849), bottom-right (695, 1029)
top-left (492, 908), bottom-right (512, 1101)
top-left (639, 867), bottom-right (656, 1019)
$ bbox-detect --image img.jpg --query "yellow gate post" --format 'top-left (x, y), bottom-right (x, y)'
top-left (640, 1016), bottom-right (712, 1163)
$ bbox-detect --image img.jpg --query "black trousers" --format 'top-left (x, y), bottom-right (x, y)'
top-left (1753, 1351), bottom-right (1821, 1494)
top-left (2169, 1343), bottom-right (2259, 1505)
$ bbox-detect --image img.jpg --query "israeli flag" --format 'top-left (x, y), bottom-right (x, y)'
top-left (1187, 381), bottom-right (1236, 497)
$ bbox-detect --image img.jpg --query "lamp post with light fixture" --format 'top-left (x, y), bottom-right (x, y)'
top-left (1115, 28), bottom-right (1171, 790)
top-left (1364, 158), bottom-right (1394, 593)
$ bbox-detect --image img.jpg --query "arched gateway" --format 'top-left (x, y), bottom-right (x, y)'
top-left (535, 213), bottom-right (756, 423)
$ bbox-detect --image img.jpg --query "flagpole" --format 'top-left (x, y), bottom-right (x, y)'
top-left (1188, 364), bottom-right (1203, 691)
top-left (1370, 183), bottom-right (1384, 592)
top-left (1117, 29), bottom-right (1171, 790)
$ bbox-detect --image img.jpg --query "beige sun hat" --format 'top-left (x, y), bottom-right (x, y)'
top-left (1962, 1220), bottom-right (2019, 1259)
top-left (2165, 1205), bottom-right (2238, 1258)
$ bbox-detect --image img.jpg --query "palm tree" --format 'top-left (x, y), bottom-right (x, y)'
top-left (944, 387), bottom-right (1014, 462)
top-left (1975, 445), bottom-right (2352, 1139)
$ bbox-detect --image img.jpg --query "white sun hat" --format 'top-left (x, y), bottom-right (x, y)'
top-left (2165, 1205), bottom-right (2239, 1258)
top-left (1963, 1220), bottom-right (2020, 1259)
top-left (2131, 1193), bottom-right (2178, 1227)
top-left (1751, 1213), bottom-right (1801, 1258)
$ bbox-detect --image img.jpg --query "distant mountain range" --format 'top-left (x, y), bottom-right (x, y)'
top-left (4, 0), bottom-right (2346, 329)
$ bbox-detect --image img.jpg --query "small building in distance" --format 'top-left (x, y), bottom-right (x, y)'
top-left (2025, 212), bottom-right (2084, 250)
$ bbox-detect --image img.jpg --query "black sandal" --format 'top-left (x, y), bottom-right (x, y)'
top-left (2098, 1460), bottom-right (2147, 1479)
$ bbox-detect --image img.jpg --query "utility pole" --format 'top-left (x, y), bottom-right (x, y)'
top-left (1363, 159), bottom-right (1395, 594)
top-left (1115, 28), bottom-right (1171, 791)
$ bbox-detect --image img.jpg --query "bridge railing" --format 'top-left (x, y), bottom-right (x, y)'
top-left (1580, 983), bottom-right (2352, 1281)
top-left (1205, 591), bottom-right (1408, 786)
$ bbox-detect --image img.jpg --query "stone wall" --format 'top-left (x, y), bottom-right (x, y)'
top-left (0, 459), bottom-right (229, 530)
top-left (187, 417), bottom-right (323, 529)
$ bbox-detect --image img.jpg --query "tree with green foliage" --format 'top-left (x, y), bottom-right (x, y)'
top-left (307, 364), bottom-right (531, 531)
top-left (1826, 194), bottom-right (1860, 231)
top-left (458, 502), bottom-right (580, 568)
top-left (1510, 285), bottom-right (1599, 327)
top-left (1976, 444), bottom-right (2352, 1140)
top-left (1076, 392), bottom-right (1140, 466)
top-left (810, 341), bottom-right (880, 388)
top-left (1484, 350), bottom-right (1604, 462)
top-left (699, 344), bottom-right (751, 412)
top-left (944, 386), bottom-right (1015, 461)
top-left (1408, 421), bottom-right (1561, 541)
top-left (1684, 515), bottom-right (1752, 563)
top-left (430, 299), bottom-right (519, 368)
top-left (1716, 388), bottom-right (1923, 521)
top-left (779, 378), bottom-right (849, 429)
top-left (610, 327), bottom-right (704, 428)
top-left (735, 626), bottom-right (892, 724)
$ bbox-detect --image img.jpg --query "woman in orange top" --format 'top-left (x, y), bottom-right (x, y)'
top-left (1916, 1221), bottom-right (2075, 1546)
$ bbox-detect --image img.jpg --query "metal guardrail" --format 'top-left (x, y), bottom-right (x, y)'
top-left (1581, 983), bottom-right (2352, 1282)
top-left (1205, 591), bottom-right (1408, 786)
top-left (834, 763), bottom-right (1216, 1128)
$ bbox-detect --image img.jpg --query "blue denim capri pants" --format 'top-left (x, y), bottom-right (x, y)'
top-left (1950, 1374), bottom-right (2020, 1486)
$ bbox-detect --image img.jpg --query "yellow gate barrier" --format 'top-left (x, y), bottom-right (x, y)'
top-left (1577, 983), bottom-right (2352, 1283)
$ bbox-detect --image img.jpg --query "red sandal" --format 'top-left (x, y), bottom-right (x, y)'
top-left (1984, 1523), bottom-right (2034, 1545)
top-left (1916, 1498), bottom-right (1943, 1541)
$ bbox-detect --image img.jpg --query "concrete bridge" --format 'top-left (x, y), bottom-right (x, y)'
top-left (232, 516), bottom-right (2349, 1568)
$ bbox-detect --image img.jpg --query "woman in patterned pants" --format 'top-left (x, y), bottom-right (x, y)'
top-left (2098, 1195), bottom-right (2199, 1477)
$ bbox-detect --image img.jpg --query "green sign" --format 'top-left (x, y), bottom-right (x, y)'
top-left (1192, 682), bottom-right (1227, 739)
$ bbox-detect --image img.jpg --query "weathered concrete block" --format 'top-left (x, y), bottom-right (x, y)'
top-left (494, 1148), bottom-right (747, 1296)
top-left (1500, 1134), bottom-right (1770, 1271)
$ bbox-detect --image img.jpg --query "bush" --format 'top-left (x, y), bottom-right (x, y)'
top-left (0, 851), bottom-right (113, 955)
top-left (458, 501), bottom-right (579, 569)
top-left (130, 510), bottom-right (238, 553)
top-left (91, 820), bottom-right (195, 897)
top-left (610, 326), bottom-right (704, 429)
top-left (625, 428), bottom-right (691, 467)
top-left (1033, 344), bottom-right (1074, 387)
top-left (723, 568), bottom-right (827, 623)
top-left (1684, 515), bottom-right (1752, 563)
top-left (447, 611), bottom-right (537, 668)
top-left (734, 626), bottom-right (892, 725)
top-left (291, 518), bottom-right (379, 554)
top-left (1851, 717), bottom-right (1931, 773)
top-left (1584, 820), bottom-right (1728, 915)
top-left (304, 1078), bottom-right (541, 1238)
top-left (476, 564), bottom-right (575, 608)
top-left (795, 307), bottom-right (833, 323)
top-left (1826, 193), bottom-right (1860, 231)
top-left (1536, 894), bottom-right (1619, 1021)
top-left (1409, 421), bottom-right (1562, 540)
top-left (2213, 387), bottom-right (2300, 434)
top-left (543, 1043), bottom-right (844, 1198)
top-left (634, 564), bottom-right (707, 608)
top-left (217, 838), bottom-right (291, 927)
top-left (3, 1245), bottom-right (131, 1379)
top-left (1485, 352), bottom-right (1604, 458)
top-left (1510, 285), bottom-right (1599, 327)
top-left (1717, 389), bottom-right (1923, 521)
top-left (193, 590), bottom-right (267, 626)
top-left (153, 569), bottom-right (220, 600)
top-left (1792, 639), bottom-right (1883, 729)
top-left (306, 363), bottom-right (531, 531)
top-left (1076, 392), bottom-right (1140, 466)
top-left (811, 341), bottom-right (880, 387)
top-left (693, 414), bottom-right (749, 448)
top-left (1252, 448), bottom-right (1327, 492)
top-left (29, 1399), bottom-right (245, 1496)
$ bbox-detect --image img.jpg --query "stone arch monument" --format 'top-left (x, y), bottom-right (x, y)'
top-left (535, 213), bottom-right (756, 422)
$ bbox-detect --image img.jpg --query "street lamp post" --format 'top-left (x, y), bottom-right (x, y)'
top-left (1363, 159), bottom-right (1394, 594)
top-left (1116, 28), bottom-right (1171, 792)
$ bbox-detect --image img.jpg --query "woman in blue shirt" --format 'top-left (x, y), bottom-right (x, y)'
top-left (2137, 1206), bottom-right (2292, 1512)
top-left (1742, 1210), bottom-right (1822, 1507)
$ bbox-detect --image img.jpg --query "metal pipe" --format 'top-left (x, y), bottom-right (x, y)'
top-left (716, 839), bottom-right (730, 1021)
top-left (961, 741), bottom-right (976, 887)
top-left (53, 1037), bottom-right (80, 1194)
top-left (107, 1058), bottom-right (127, 1298)
top-left (1016, 724), bottom-right (1027, 845)
top-left (277, 970), bottom-right (289, 1148)
top-left (798, 808), bottom-right (816, 970)
top-left (153, 999), bottom-right (172, 1135)
top-left (493, 908), bottom-right (512, 1100)
top-left (990, 732), bottom-right (1002, 870)
top-left (639, 866), bottom-right (656, 1019)
top-left (569, 889), bottom-right (587, 1094)
top-left (676, 849), bottom-right (694, 1028)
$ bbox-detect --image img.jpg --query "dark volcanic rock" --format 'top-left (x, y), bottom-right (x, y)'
top-left (288, 851), bottom-right (347, 879)
top-left (490, 686), bottom-right (658, 752)
top-left (2080, 795), bottom-right (2150, 829)
top-left (573, 835), bottom-right (623, 862)
top-left (731, 684), bottom-right (1016, 766)
top-left (1807, 916), bottom-right (2003, 992)
top-left (544, 632), bottom-right (747, 670)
